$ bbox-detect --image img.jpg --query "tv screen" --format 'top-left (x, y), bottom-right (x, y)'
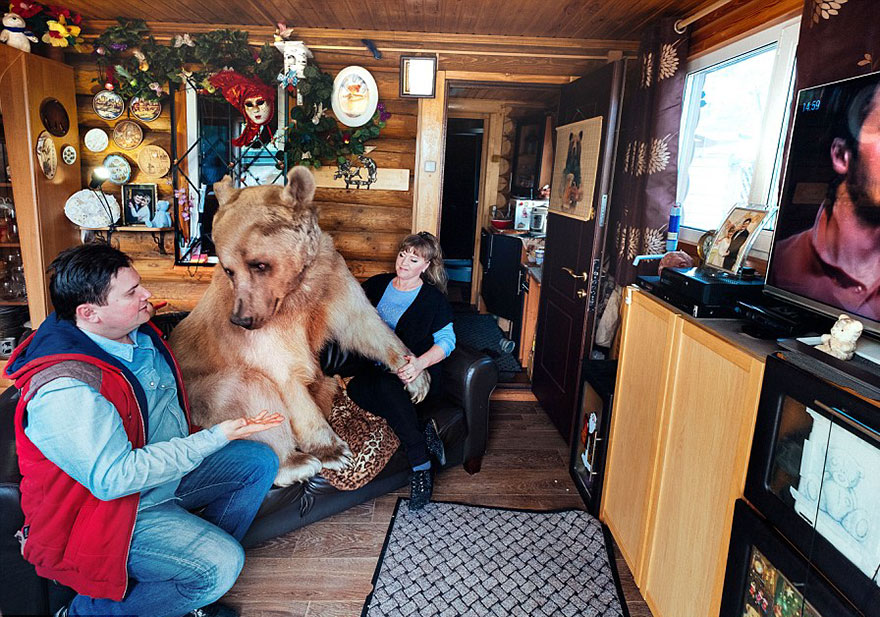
top-left (766, 70), bottom-right (880, 335)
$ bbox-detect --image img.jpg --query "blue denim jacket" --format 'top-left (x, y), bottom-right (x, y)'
top-left (24, 327), bottom-right (228, 510)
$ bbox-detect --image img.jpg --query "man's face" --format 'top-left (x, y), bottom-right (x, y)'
top-left (83, 267), bottom-right (152, 337)
top-left (837, 87), bottom-right (880, 225)
top-left (133, 194), bottom-right (148, 207)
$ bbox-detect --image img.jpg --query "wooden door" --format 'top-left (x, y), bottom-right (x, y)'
top-left (532, 60), bottom-right (625, 442)
top-left (600, 288), bottom-right (680, 584)
top-left (641, 320), bottom-right (764, 617)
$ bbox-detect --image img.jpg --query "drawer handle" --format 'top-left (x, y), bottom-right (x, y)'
top-left (562, 267), bottom-right (588, 281)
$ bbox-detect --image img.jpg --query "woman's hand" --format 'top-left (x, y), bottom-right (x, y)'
top-left (397, 355), bottom-right (427, 384)
top-left (217, 410), bottom-right (285, 440)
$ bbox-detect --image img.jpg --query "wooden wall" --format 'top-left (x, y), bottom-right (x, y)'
top-left (688, 0), bottom-right (802, 57)
top-left (70, 48), bottom-right (418, 311)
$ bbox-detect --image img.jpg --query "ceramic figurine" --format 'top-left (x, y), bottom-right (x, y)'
top-left (1, 13), bottom-right (38, 53)
top-left (149, 200), bottom-right (172, 228)
top-left (815, 314), bottom-right (863, 361)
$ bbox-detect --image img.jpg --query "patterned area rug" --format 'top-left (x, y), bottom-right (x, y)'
top-left (362, 500), bottom-right (626, 617)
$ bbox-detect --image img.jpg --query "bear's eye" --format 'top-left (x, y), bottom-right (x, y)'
top-left (249, 262), bottom-right (270, 273)
top-left (223, 267), bottom-right (234, 278)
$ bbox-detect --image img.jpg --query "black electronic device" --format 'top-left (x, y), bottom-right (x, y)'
top-left (735, 299), bottom-right (827, 339)
top-left (636, 267), bottom-right (765, 318)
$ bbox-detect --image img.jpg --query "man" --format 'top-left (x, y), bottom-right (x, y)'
top-left (721, 217), bottom-right (752, 271)
top-left (5, 244), bottom-right (283, 617)
top-left (771, 79), bottom-right (880, 320)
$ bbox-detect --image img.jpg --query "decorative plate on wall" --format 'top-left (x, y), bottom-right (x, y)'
top-left (39, 98), bottom-right (70, 137)
top-left (102, 154), bottom-right (131, 185)
top-left (92, 89), bottom-right (124, 121)
top-left (112, 120), bottom-right (144, 150)
top-left (84, 127), bottom-right (109, 153)
top-left (137, 144), bottom-right (171, 178)
top-left (35, 131), bottom-right (57, 180)
top-left (129, 97), bottom-right (162, 122)
top-left (61, 145), bottom-right (77, 165)
top-left (64, 189), bottom-right (121, 228)
top-left (331, 66), bottom-right (378, 127)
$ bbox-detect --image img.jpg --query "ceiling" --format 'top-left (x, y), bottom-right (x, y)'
top-left (71, 0), bottom-right (709, 42)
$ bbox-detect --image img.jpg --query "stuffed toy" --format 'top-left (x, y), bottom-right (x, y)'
top-left (208, 70), bottom-right (276, 147)
top-left (149, 200), bottom-right (172, 228)
top-left (1, 13), bottom-right (38, 53)
top-left (815, 314), bottom-right (863, 361)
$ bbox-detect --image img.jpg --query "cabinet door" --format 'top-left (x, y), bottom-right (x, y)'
top-left (642, 320), bottom-right (763, 617)
top-left (600, 288), bottom-right (680, 583)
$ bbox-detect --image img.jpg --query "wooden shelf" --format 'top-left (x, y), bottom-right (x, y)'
top-left (78, 226), bottom-right (174, 232)
top-left (0, 242), bottom-right (20, 248)
top-left (0, 299), bottom-right (27, 305)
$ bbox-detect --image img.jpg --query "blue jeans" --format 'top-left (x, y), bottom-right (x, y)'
top-left (69, 440), bottom-right (278, 617)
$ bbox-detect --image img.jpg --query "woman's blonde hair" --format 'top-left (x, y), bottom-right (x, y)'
top-left (399, 231), bottom-right (447, 294)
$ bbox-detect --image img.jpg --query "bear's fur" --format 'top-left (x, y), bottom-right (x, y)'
top-left (170, 167), bottom-right (430, 485)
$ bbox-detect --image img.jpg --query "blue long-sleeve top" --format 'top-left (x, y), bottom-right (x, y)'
top-left (376, 282), bottom-right (456, 357)
top-left (24, 327), bottom-right (228, 510)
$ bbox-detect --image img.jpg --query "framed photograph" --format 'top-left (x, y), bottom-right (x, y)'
top-left (549, 117), bottom-right (603, 222)
top-left (331, 66), bottom-right (379, 127)
top-left (704, 205), bottom-right (774, 274)
top-left (399, 56), bottom-right (437, 98)
top-left (121, 183), bottom-right (157, 226)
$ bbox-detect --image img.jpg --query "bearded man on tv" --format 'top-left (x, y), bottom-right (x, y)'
top-left (771, 81), bottom-right (880, 320)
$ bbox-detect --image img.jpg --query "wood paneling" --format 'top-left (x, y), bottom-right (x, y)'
top-left (688, 0), bottom-right (802, 57)
top-left (412, 71), bottom-right (447, 235)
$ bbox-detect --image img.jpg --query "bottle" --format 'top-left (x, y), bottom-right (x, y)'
top-left (666, 202), bottom-right (683, 252)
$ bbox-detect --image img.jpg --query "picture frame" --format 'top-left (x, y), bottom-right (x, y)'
top-left (121, 183), bottom-right (158, 226)
top-left (399, 56), bottom-right (437, 98)
top-left (704, 205), bottom-right (774, 274)
top-left (549, 117), bottom-right (603, 222)
top-left (331, 66), bottom-right (379, 127)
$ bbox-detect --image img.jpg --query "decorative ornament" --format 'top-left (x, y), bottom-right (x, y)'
top-left (208, 70), bottom-right (276, 147)
top-left (35, 131), bottom-right (56, 179)
top-left (0, 12), bottom-right (38, 52)
top-left (92, 89), bottom-right (124, 120)
top-left (137, 144), bottom-right (171, 178)
top-left (277, 69), bottom-right (298, 91)
top-left (331, 66), bottom-right (379, 128)
top-left (815, 314), bottom-right (863, 361)
top-left (39, 98), bottom-right (70, 136)
top-left (273, 21), bottom-right (296, 42)
top-left (148, 200), bottom-right (172, 228)
top-left (172, 33), bottom-right (194, 48)
top-left (84, 128), bottom-right (109, 153)
top-left (102, 153), bottom-right (131, 184)
top-left (65, 188), bottom-right (121, 228)
top-left (333, 155), bottom-right (378, 189)
top-left (61, 144), bottom-right (76, 165)
top-left (130, 97), bottom-right (162, 122)
top-left (41, 13), bottom-right (82, 49)
top-left (112, 120), bottom-right (144, 150)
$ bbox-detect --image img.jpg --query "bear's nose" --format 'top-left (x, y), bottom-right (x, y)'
top-left (229, 314), bottom-right (255, 329)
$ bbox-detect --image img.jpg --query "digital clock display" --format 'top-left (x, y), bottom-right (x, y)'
top-left (801, 98), bottom-right (821, 112)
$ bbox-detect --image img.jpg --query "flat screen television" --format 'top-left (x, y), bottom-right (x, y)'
top-left (765, 70), bottom-right (880, 339)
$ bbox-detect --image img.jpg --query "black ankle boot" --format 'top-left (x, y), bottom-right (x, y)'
top-left (424, 419), bottom-right (446, 466)
top-left (409, 468), bottom-right (433, 510)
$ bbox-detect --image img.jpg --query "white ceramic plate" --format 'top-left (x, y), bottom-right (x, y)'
top-left (64, 189), bottom-right (121, 228)
top-left (61, 145), bottom-right (77, 165)
top-left (84, 128), bottom-right (109, 153)
top-left (331, 66), bottom-right (379, 127)
top-left (103, 154), bottom-right (132, 185)
top-left (35, 131), bottom-right (57, 180)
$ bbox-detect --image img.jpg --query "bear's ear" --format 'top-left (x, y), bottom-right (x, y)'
top-left (282, 166), bottom-right (317, 211)
top-left (213, 176), bottom-right (240, 207)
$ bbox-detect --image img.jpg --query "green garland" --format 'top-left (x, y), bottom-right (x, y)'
top-left (92, 19), bottom-right (389, 169)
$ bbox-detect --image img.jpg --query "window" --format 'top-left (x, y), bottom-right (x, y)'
top-left (677, 19), bottom-right (800, 254)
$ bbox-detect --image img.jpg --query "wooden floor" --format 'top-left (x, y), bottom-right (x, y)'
top-left (223, 397), bottom-right (653, 617)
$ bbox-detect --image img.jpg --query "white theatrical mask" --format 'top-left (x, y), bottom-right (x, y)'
top-left (243, 95), bottom-right (271, 125)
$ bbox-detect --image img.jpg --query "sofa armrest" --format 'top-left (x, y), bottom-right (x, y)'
top-left (441, 345), bottom-right (498, 465)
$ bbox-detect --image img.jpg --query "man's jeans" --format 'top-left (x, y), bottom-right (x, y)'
top-left (69, 440), bottom-right (278, 617)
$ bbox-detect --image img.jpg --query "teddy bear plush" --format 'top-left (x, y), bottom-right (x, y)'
top-left (815, 314), bottom-right (863, 361)
top-left (148, 200), bottom-right (172, 228)
top-left (0, 13), bottom-right (38, 53)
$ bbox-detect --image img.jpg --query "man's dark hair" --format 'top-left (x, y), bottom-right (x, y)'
top-left (824, 77), bottom-right (880, 203)
top-left (48, 244), bottom-right (132, 321)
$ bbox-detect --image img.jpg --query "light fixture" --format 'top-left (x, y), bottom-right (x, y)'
top-left (399, 56), bottom-right (437, 98)
top-left (89, 166), bottom-right (110, 189)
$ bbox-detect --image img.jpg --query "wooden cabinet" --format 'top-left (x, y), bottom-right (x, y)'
top-left (0, 46), bottom-right (80, 328)
top-left (518, 268), bottom-right (541, 373)
top-left (601, 287), bottom-right (766, 617)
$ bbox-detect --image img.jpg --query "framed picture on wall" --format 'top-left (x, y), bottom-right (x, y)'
top-left (549, 117), bottom-right (603, 222)
top-left (121, 183), bottom-right (158, 226)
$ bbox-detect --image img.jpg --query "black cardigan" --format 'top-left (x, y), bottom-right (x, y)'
top-left (362, 273), bottom-right (454, 365)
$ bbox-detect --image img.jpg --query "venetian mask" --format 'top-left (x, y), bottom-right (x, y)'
top-left (244, 95), bottom-right (271, 125)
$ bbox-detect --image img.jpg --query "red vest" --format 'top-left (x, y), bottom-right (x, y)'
top-left (6, 321), bottom-right (193, 601)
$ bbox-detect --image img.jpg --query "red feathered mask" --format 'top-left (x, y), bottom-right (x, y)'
top-left (208, 70), bottom-right (276, 147)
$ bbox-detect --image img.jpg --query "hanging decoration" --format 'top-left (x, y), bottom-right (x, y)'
top-left (8, 2), bottom-right (84, 51)
top-left (208, 70), bottom-right (277, 147)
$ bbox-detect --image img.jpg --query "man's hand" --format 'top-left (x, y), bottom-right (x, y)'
top-left (217, 411), bottom-right (285, 440)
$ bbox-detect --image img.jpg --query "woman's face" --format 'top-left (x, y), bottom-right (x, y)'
top-left (395, 248), bottom-right (429, 283)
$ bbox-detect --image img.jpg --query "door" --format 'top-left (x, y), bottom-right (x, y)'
top-left (532, 60), bottom-right (626, 441)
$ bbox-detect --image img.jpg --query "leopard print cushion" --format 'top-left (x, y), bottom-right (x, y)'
top-left (321, 392), bottom-right (400, 491)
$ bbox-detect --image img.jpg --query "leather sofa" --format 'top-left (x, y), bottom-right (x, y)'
top-left (0, 315), bottom-right (498, 615)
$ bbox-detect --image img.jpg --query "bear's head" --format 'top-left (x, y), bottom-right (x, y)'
top-left (829, 314), bottom-right (863, 348)
top-left (211, 166), bottom-right (320, 330)
top-left (2, 12), bottom-right (26, 28)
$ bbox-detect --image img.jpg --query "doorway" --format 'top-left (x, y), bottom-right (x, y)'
top-left (439, 117), bottom-right (483, 306)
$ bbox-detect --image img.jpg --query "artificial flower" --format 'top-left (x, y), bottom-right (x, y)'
top-left (46, 5), bottom-right (81, 25)
top-left (377, 102), bottom-right (391, 123)
top-left (9, 1), bottom-right (42, 18)
top-left (95, 45), bottom-right (106, 55)
top-left (173, 33), bottom-right (194, 47)
top-left (42, 14), bottom-right (81, 48)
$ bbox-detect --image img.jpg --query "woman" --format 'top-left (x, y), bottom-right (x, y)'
top-left (347, 232), bottom-right (455, 510)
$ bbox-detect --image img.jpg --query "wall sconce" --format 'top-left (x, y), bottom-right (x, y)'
top-left (399, 56), bottom-right (437, 98)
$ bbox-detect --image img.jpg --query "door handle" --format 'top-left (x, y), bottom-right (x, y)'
top-left (562, 267), bottom-right (588, 281)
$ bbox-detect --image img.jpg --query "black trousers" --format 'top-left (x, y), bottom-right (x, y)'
top-left (346, 362), bottom-right (440, 468)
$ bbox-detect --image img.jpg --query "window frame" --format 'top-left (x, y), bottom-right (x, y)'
top-left (677, 18), bottom-right (800, 260)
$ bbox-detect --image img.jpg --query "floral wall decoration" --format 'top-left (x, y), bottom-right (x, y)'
top-left (91, 19), bottom-right (389, 167)
top-left (9, 1), bottom-right (83, 50)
